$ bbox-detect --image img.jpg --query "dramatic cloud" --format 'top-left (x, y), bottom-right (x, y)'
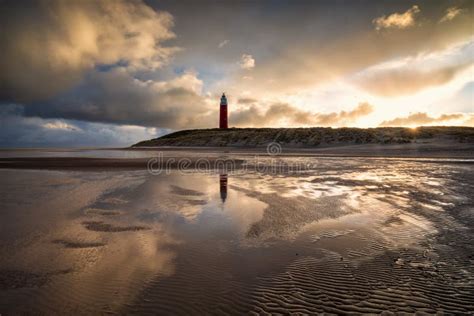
top-left (440, 7), bottom-right (463, 23)
top-left (23, 69), bottom-right (214, 129)
top-left (0, 104), bottom-right (163, 147)
top-left (373, 5), bottom-right (420, 31)
top-left (0, 1), bottom-right (472, 147)
top-left (355, 63), bottom-right (471, 97)
top-left (227, 5), bottom-right (472, 96)
top-left (240, 54), bottom-right (255, 69)
top-left (231, 102), bottom-right (374, 127)
top-left (314, 102), bottom-right (374, 126)
top-left (379, 112), bottom-right (472, 127)
top-left (230, 103), bottom-right (309, 127)
top-left (218, 40), bottom-right (230, 48)
top-left (0, 0), bottom-right (177, 102)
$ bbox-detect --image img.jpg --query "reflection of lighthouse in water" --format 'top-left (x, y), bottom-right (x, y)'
top-left (219, 174), bottom-right (228, 203)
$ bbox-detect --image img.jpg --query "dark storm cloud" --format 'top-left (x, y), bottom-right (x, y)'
top-left (23, 69), bottom-right (213, 129)
top-left (0, 0), bottom-right (177, 102)
top-left (0, 0), bottom-right (219, 133)
top-left (0, 0), bottom-right (472, 147)
top-left (0, 104), bottom-right (164, 147)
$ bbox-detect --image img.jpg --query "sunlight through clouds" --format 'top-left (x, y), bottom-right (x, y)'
top-left (0, 0), bottom-right (472, 146)
top-left (440, 6), bottom-right (464, 23)
top-left (372, 5), bottom-right (420, 31)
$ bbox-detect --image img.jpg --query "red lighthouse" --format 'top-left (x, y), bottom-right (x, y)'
top-left (219, 93), bottom-right (228, 129)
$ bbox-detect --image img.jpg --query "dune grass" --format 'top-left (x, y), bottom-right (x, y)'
top-left (133, 126), bottom-right (474, 147)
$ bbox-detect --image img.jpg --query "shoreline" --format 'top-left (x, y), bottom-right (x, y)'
top-left (0, 152), bottom-right (473, 171)
top-left (1, 142), bottom-right (473, 170)
top-left (127, 143), bottom-right (474, 158)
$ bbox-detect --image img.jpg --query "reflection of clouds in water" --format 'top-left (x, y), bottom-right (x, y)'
top-left (0, 170), bottom-right (178, 313)
top-left (1, 158), bottom-right (473, 314)
top-left (224, 159), bottom-right (452, 252)
top-left (126, 173), bottom-right (267, 237)
top-left (36, 230), bottom-right (177, 313)
top-left (131, 174), bottom-right (211, 221)
top-left (243, 159), bottom-right (457, 213)
top-left (216, 183), bottom-right (266, 236)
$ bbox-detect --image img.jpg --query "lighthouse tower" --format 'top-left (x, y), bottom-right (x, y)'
top-left (219, 93), bottom-right (228, 129)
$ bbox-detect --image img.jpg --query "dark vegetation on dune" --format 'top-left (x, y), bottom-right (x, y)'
top-left (133, 126), bottom-right (474, 147)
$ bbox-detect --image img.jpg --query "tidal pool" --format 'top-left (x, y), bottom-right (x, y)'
top-left (0, 157), bottom-right (473, 314)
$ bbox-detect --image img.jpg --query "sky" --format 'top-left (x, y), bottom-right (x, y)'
top-left (0, 0), bottom-right (472, 147)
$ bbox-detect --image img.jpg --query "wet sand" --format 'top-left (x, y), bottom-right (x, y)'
top-left (0, 153), bottom-right (473, 314)
top-left (130, 141), bottom-right (474, 159)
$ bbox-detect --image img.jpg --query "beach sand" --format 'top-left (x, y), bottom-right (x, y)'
top-left (0, 150), bottom-right (473, 313)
